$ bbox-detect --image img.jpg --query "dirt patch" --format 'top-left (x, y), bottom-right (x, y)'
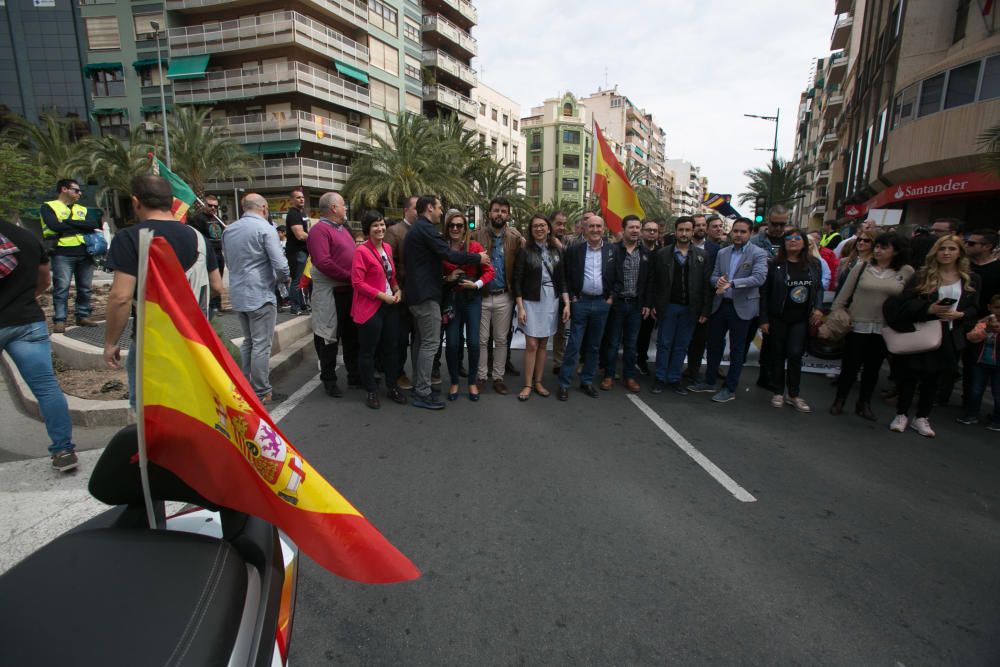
top-left (50, 356), bottom-right (128, 401)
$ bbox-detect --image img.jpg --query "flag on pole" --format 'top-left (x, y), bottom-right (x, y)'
top-left (150, 155), bottom-right (197, 223)
top-left (592, 121), bottom-right (644, 234)
top-left (137, 234), bottom-right (420, 584)
top-left (703, 192), bottom-right (742, 219)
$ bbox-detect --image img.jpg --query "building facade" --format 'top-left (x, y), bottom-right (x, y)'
top-left (471, 82), bottom-right (523, 176)
top-left (420, 0), bottom-right (476, 123)
top-left (663, 158), bottom-right (708, 217)
top-left (520, 93), bottom-right (593, 208)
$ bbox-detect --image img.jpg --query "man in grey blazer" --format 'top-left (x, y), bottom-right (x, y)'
top-left (688, 218), bottom-right (768, 403)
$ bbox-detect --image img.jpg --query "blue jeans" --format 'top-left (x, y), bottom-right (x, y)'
top-left (0, 321), bottom-right (74, 455)
top-left (964, 362), bottom-right (1000, 424)
top-left (655, 304), bottom-right (697, 384)
top-left (50, 254), bottom-right (94, 323)
top-left (703, 300), bottom-right (752, 393)
top-left (446, 294), bottom-right (481, 387)
top-left (287, 250), bottom-right (308, 312)
top-left (559, 296), bottom-right (611, 388)
top-left (603, 299), bottom-right (642, 381)
top-left (126, 338), bottom-right (137, 408)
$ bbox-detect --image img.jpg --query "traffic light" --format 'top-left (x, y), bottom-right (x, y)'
top-left (753, 195), bottom-right (768, 224)
top-left (465, 205), bottom-right (478, 231)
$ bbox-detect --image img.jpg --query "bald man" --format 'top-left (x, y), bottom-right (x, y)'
top-left (223, 192), bottom-right (290, 404)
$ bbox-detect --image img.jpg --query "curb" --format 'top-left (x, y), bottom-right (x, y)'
top-left (2, 333), bottom-right (315, 428)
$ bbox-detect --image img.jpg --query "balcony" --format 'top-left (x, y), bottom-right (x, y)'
top-left (423, 0), bottom-right (476, 28)
top-left (212, 111), bottom-right (370, 152)
top-left (421, 14), bottom-right (476, 59)
top-left (815, 169), bottom-right (830, 184)
top-left (831, 13), bottom-right (853, 50)
top-left (205, 157), bottom-right (350, 190)
top-left (834, 0), bottom-right (852, 14)
top-left (168, 12), bottom-right (369, 68)
top-left (824, 94), bottom-right (843, 119)
top-left (173, 61), bottom-right (370, 113)
top-left (423, 84), bottom-right (476, 117)
top-left (826, 51), bottom-right (847, 85)
top-left (422, 49), bottom-right (476, 88)
top-left (165, 0), bottom-right (367, 31)
top-left (820, 132), bottom-right (837, 150)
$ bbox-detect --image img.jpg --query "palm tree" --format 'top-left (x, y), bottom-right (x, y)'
top-left (77, 126), bottom-right (162, 225)
top-left (471, 158), bottom-right (524, 209)
top-left (3, 113), bottom-right (88, 181)
top-left (166, 105), bottom-right (258, 197)
top-left (738, 157), bottom-right (808, 208)
top-left (977, 123), bottom-right (1000, 179)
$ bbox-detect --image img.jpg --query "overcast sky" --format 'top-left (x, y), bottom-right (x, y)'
top-left (474, 0), bottom-right (835, 210)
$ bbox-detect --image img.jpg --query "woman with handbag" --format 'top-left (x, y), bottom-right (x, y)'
top-left (759, 228), bottom-right (824, 412)
top-left (351, 211), bottom-right (407, 409)
top-left (882, 234), bottom-right (979, 437)
top-left (441, 210), bottom-right (494, 402)
top-left (829, 232), bottom-right (913, 419)
top-left (835, 230), bottom-right (876, 293)
top-left (513, 214), bottom-right (569, 402)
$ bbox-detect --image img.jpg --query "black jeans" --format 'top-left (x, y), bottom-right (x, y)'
top-left (836, 332), bottom-right (887, 403)
top-left (767, 318), bottom-right (808, 397)
top-left (334, 288), bottom-right (360, 384)
top-left (896, 369), bottom-right (937, 418)
top-left (637, 313), bottom-right (656, 365)
top-left (396, 302), bottom-right (412, 379)
top-left (358, 303), bottom-right (399, 393)
top-left (685, 319), bottom-right (708, 377)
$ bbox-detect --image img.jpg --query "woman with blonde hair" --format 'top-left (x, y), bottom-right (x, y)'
top-left (883, 234), bottom-right (979, 436)
top-left (835, 229), bottom-right (876, 293)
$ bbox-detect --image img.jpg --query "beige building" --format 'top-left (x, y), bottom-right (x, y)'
top-left (794, 0), bottom-right (1000, 230)
top-left (520, 93), bottom-right (593, 208)
top-left (663, 159), bottom-right (709, 217)
top-left (472, 82), bottom-right (525, 176)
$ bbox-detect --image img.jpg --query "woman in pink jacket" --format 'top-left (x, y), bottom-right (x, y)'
top-left (352, 210), bottom-right (406, 409)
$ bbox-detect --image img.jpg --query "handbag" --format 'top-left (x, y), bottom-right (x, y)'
top-left (818, 262), bottom-right (865, 341)
top-left (882, 320), bottom-right (943, 355)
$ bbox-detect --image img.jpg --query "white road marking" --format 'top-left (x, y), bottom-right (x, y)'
top-left (627, 394), bottom-right (757, 503)
top-left (269, 373), bottom-right (322, 424)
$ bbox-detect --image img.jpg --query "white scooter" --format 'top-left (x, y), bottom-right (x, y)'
top-left (0, 425), bottom-right (299, 666)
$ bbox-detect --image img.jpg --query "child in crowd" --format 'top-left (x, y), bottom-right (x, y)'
top-left (958, 293), bottom-right (1000, 430)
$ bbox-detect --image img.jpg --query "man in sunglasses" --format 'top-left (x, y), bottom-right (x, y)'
top-left (39, 179), bottom-right (101, 333)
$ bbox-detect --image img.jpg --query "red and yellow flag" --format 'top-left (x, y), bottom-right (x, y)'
top-left (138, 235), bottom-right (420, 584)
top-left (592, 122), bottom-right (645, 234)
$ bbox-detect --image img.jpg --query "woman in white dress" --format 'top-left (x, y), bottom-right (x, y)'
top-left (513, 215), bottom-right (569, 401)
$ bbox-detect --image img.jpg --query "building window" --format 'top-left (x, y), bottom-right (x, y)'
top-left (529, 179), bottom-right (540, 197)
top-left (954, 0), bottom-right (971, 43)
top-left (944, 61), bottom-right (980, 109)
top-left (404, 54), bottom-right (420, 81)
top-left (502, 141), bottom-right (508, 159)
top-left (479, 132), bottom-right (486, 144)
top-left (981, 55), bottom-right (1000, 100)
top-left (369, 79), bottom-right (399, 113)
top-left (133, 12), bottom-right (162, 40)
top-left (85, 16), bottom-right (120, 50)
top-left (368, 37), bottom-right (399, 76)
top-left (502, 114), bottom-right (508, 126)
top-left (479, 102), bottom-right (486, 116)
top-left (491, 108), bottom-right (498, 121)
top-left (139, 64), bottom-right (164, 87)
top-left (611, 97), bottom-right (621, 108)
top-left (562, 102), bottom-right (573, 116)
top-left (917, 72), bottom-right (945, 117)
top-left (98, 112), bottom-right (128, 139)
top-left (403, 16), bottom-right (420, 43)
top-left (529, 156), bottom-right (540, 173)
top-left (562, 154), bottom-right (579, 169)
top-left (512, 119), bottom-right (518, 131)
top-left (561, 177), bottom-right (579, 192)
top-left (513, 145), bottom-right (518, 164)
top-left (891, 83), bottom-right (918, 129)
top-left (368, 0), bottom-right (398, 35)
top-left (531, 132), bottom-right (541, 150)
top-left (91, 69), bottom-right (125, 97)
top-left (877, 106), bottom-right (888, 143)
top-left (405, 92), bottom-right (421, 114)
top-left (491, 137), bottom-right (497, 152)
top-left (562, 129), bottom-right (580, 144)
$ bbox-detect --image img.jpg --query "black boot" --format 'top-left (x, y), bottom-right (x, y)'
top-left (856, 400), bottom-right (876, 421)
top-left (829, 397), bottom-right (845, 415)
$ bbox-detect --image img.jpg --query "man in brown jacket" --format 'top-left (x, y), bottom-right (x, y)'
top-left (383, 195), bottom-right (418, 388)
top-left (475, 197), bottom-right (523, 394)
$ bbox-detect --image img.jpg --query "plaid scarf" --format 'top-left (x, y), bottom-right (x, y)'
top-left (0, 233), bottom-right (19, 279)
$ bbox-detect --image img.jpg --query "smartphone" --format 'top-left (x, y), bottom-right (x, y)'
top-left (937, 298), bottom-right (958, 306)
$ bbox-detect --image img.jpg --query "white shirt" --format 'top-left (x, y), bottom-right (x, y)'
top-left (583, 242), bottom-right (604, 296)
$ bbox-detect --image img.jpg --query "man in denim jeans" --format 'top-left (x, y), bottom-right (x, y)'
top-left (0, 220), bottom-right (77, 471)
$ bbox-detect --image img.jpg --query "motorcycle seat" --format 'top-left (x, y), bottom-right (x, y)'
top-left (0, 527), bottom-right (249, 666)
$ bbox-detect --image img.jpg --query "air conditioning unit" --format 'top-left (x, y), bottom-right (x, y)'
top-left (143, 121), bottom-right (157, 132)
top-left (347, 112), bottom-right (362, 126)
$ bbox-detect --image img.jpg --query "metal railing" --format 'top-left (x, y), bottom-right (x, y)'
top-left (422, 48), bottom-right (476, 87)
top-left (422, 83), bottom-right (476, 117)
top-left (165, 0), bottom-right (368, 28)
top-left (204, 157), bottom-right (350, 189)
top-left (168, 12), bottom-right (369, 65)
top-left (437, 0), bottom-right (476, 24)
top-left (211, 110), bottom-right (370, 149)
top-left (421, 14), bottom-right (477, 56)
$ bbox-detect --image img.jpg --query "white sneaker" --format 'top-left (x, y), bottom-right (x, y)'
top-left (889, 414), bottom-right (908, 432)
top-left (910, 417), bottom-right (936, 438)
top-left (770, 394), bottom-right (784, 408)
top-left (785, 396), bottom-right (812, 413)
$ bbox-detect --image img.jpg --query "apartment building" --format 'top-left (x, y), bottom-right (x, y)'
top-left (663, 158), bottom-right (708, 217)
top-left (580, 88), bottom-right (670, 210)
top-left (520, 93), bottom-right (593, 208)
top-left (472, 82), bottom-right (524, 176)
top-left (795, 0), bottom-right (1000, 229)
top-left (421, 0), bottom-right (476, 123)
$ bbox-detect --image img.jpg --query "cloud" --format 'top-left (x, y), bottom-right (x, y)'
top-left (473, 0), bottom-right (834, 207)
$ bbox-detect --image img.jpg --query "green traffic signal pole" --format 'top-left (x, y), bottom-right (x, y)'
top-left (745, 109), bottom-right (780, 213)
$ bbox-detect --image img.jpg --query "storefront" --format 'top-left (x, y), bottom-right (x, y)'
top-left (846, 171), bottom-right (1000, 230)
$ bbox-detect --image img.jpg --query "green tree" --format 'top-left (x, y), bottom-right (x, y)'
top-left (0, 141), bottom-right (50, 219)
top-left (2, 113), bottom-right (88, 182)
top-left (471, 158), bottom-right (524, 210)
top-left (79, 126), bottom-right (161, 204)
top-left (977, 123), bottom-right (1000, 179)
top-left (166, 105), bottom-right (258, 197)
top-left (737, 157), bottom-right (808, 209)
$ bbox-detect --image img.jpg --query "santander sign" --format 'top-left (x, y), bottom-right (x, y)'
top-left (850, 171), bottom-right (1000, 217)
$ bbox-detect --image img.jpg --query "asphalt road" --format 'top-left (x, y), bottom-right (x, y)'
top-left (277, 352), bottom-right (1000, 666)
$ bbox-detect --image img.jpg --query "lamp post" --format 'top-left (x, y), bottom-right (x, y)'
top-left (150, 21), bottom-right (171, 169)
top-left (744, 109), bottom-right (780, 206)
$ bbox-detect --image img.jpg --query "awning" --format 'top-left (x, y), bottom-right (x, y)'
top-left (132, 57), bottom-right (168, 70)
top-left (167, 55), bottom-right (210, 80)
top-left (140, 103), bottom-right (172, 113)
top-left (91, 108), bottom-right (127, 116)
top-left (334, 60), bottom-right (369, 85)
top-left (82, 62), bottom-right (123, 75)
top-left (245, 140), bottom-right (301, 155)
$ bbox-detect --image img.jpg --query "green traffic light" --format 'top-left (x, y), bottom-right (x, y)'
top-left (754, 214), bottom-right (764, 223)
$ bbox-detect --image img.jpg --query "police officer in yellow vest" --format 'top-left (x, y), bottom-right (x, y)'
top-left (819, 219), bottom-right (843, 250)
top-left (39, 179), bottom-right (100, 333)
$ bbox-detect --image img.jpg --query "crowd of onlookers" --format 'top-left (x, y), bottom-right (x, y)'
top-left (3, 175), bottom-right (998, 472)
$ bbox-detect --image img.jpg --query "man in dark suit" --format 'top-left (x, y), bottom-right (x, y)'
top-left (557, 215), bottom-right (616, 400)
top-left (684, 214), bottom-right (722, 382)
top-left (600, 215), bottom-right (651, 393)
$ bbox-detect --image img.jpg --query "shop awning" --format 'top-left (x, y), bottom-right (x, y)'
top-left (91, 108), bottom-right (127, 116)
top-left (82, 62), bottom-right (123, 75)
top-left (245, 140), bottom-right (301, 155)
top-left (132, 57), bottom-right (168, 70)
top-left (166, 55), bottom-right (210, 80)
top-left (334, 60), bottom-right (369, 84)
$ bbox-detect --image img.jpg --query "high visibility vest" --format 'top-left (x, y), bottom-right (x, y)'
top-left (40, 200), bottom-right (88, 248)
top-left (820, 231), bottom-right (841, 248)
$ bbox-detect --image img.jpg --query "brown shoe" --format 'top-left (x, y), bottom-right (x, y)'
top-left (396, 375), bottom-right (413, 390)
top-left (624, 378), bottom-right (641, 393)
top-left (477, 378), bottom-right (487, 391)
top-left (492, 379), bottom-right (509, 395)
top-left (599, 376), bottom-right (614, 391)
top-left (75, 317), bottom-right (99, 327)
top-left (52, 322), bottom-right (66, 334)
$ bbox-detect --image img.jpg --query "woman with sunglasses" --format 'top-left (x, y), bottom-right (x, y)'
top-left (835, 230), bottom-right (876, 293)
top-left (513, 214), bottom-right (569, 401)
top-left (759, 228), bottom-right (824, 412)
top-left (441, 210), bottom-right (494, 401)
top-left (351, 210), bottom-right (406, 409)
top-left (829, 233), bottom-right (913, 419)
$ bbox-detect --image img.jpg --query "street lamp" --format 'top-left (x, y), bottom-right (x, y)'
top-left (744, 109), bottom-right (780, 207)
top-left (150, 21), bottom-right (171, 169)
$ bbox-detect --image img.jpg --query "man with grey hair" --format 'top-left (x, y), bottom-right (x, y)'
top-left (223, 193), bottom-right (290, 404)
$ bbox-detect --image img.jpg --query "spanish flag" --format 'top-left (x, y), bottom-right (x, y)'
top-left (136, 232), bottom-right (420, 584)
top-left (592, 122), bottom-right (644, 234)
top-left (150, 155), bottom-right (197, 223)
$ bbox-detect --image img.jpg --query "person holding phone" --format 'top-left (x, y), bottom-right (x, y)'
top-left (883, 235), bottom-right (979, 436)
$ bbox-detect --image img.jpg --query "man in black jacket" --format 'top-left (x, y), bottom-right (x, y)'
top-left (646, 217), bottom-right (712, 395)
top-left (403, 194), bottom-right (489, 409)
top-left (557, 215), bottom-right (616, 400)
top-left (600, 215), bottom-right (649, 393)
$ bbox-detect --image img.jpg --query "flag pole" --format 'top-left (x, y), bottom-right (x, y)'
top-left (135, 228), bottom-right (159, 530)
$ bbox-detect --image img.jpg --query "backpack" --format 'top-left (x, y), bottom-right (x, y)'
top-left (186, 229), bottom-right (211, 319)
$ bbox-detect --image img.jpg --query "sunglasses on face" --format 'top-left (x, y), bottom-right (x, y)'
top-left (856, 238), bottom-right (873, 244)
top-left (784, 235), bottom-right (803, 241)
top-left (446, 223), bottom-right (464, 229)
